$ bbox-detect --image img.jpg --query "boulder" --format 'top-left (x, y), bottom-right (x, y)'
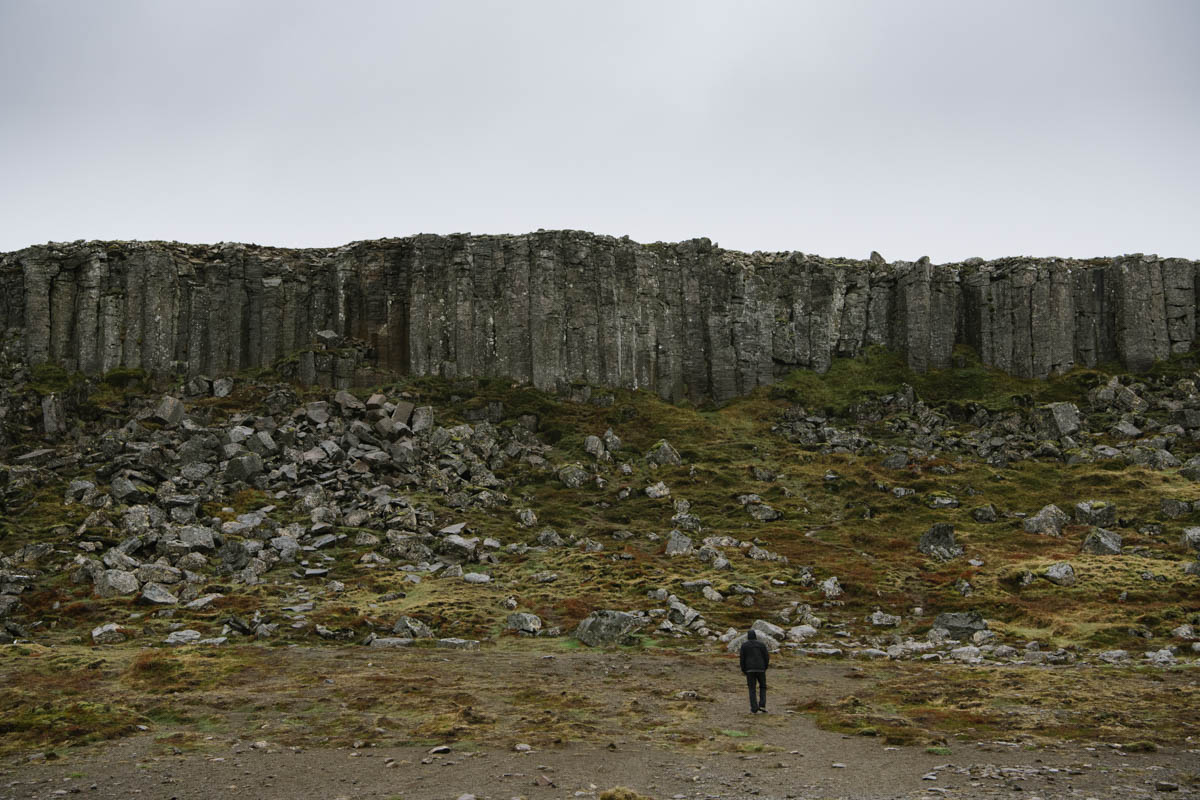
top-left (436, 637), bottom-right (480, 650)
top-left (1098, 649), bottom-right (1130, 664)
top-left (535, 528), bottom-right (565, 547)
top-left (151, 395), bottom-right (185, 426)
top-left (574, 610), bottom-right (643, 646)
top-left (1161, 498), bottom-right (1191, 519)
top-left (1114, 385), bottom-right (1149, 413)
top-left (725, 632), bottom-right (781, 653)
top-left (663, 530), bottom-right (693, 556)
top-left (1127, 447), bottom-right (1180, 471)
top-left (369, 637), bottom-right (414, 648)
top-left (867, 610), bottom-right (901, 627)
top-left (667, 597), bottom-right (700, 626)
top-left (334, 390), bottom-right (365, 412)
top-left (95, 569), bottom-right (139, 598)
top-left (918, 523), bottom-right (963, 561)
top-left (139, 582), bottom-right (178, 605)
top-left (1044, 562), bottom-right (1077, 586)
top-left (645, 481), bottom-right (671, 499)
top-left (746, 502), bottom-right (782, 522)
top-left (931, 611), bottom-right (988, 641)
top-left (178, 525), bottom-right (216, 550)
top-left (751, 620), bottom-right (786, 639)
top-left (1182, 528), bottom-right (1200, 553)
top-left (1111, 420), bottom-right (1143, 439)
top-left (1074, 500), bottom-right (1116, 527)
top-left (41, 394), bottom-right (66, 436)
top-left (506, 612), bottom-right (543, 634)
top-left (109, 475), bottom-right (149, 504)
top-left (1023, 504), bottom-right (1068, 536)
top-left (223, 453), bottom-right (264, 483)
top-left (1080, 528), bottom-right (1122, 555)
top-left (392, 616), bottom-right (435, 638)
top-left (164, 629), bottom-right (202, 645)
top-left (646, 440), bottom-right (682, 466)
top-left (949, 645), bottom-right (982, 663)
top-left (391, 401), bottom-right (415, 426)
top-left (217, 540), bottom-right (252, 573)
top-left (91, 623), bottom-right (127, 645)
top-left (583, 435), bottom-right (607, 459)
top-left (136, 564), bottom-right (183, 584)
top-left (557, 463), bottom-right (589, 488)
top-left (410, 406), bottom-right (435, 434)
top-left (440, 534), bottom-right (479, 562)
top-left (786, 624), bottom-right (818, 642)
top-left (0, 595), bottom-right (20, 618)
top-left (1032, 402), bottom-right (1081, 438)
top-left (270, 535), bottom-right (300, 562)
top-left (971, 504), bottom-right (998, 523)
top-left (1181, 456), bottom-right (1200, 481)
top-left (925, 491), bottom-right (960, 509)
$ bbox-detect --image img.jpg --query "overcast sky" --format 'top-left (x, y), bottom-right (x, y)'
top-left (2, 1), bottom-right (1198, 262)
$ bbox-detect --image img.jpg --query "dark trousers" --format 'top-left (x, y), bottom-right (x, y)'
top-left (745, 671), bottom-right (766, 711)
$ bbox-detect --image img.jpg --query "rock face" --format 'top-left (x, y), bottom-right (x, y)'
top-left (5, 234), bottom-right (1200, 402)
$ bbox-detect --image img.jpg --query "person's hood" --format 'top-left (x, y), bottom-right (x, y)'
top-left (747, 630), bottom-right (757, 640)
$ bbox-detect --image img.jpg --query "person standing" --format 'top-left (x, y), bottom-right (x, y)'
top-left (739, 629), bottom-right (769, 713)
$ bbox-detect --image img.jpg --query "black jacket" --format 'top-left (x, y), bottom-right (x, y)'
top-left (739, 637), bottom-right (769, 673)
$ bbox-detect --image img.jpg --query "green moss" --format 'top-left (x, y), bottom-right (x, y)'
top-left (100, 367), bottom-right (148, 388)
top-left (0, 696), bottom-right (141, 753)
top-left (766, 344), bottom-right (1112, 415)
top-left (29, 363), bottom-right (72, 394)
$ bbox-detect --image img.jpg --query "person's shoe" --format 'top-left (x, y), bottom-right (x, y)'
top-left (759, 707), bottom-right (768, 713)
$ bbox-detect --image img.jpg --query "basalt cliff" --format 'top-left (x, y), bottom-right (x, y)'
top-left (1, 231), bottom-right (1195, 401)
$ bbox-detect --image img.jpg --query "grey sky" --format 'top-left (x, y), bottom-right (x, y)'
top-left (2, 0), bottom-right (1198, 262)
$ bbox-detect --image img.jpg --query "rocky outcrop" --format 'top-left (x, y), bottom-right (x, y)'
top-left (2, 232), bottom-right (1197, 402)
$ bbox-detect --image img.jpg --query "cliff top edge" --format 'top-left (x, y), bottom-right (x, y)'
top-left (0, 230), bottom-right (1190, 270)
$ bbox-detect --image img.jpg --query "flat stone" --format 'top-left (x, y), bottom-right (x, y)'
top-left (369, 637), bottom-right (414, 648)
top-left (436, 637), bottom-right (480, 649)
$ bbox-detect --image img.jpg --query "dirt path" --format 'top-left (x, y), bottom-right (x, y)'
top-left (1, 647), bottom-right (1197, 799)
top-left (5, 726), bottom-right (1195, 800)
